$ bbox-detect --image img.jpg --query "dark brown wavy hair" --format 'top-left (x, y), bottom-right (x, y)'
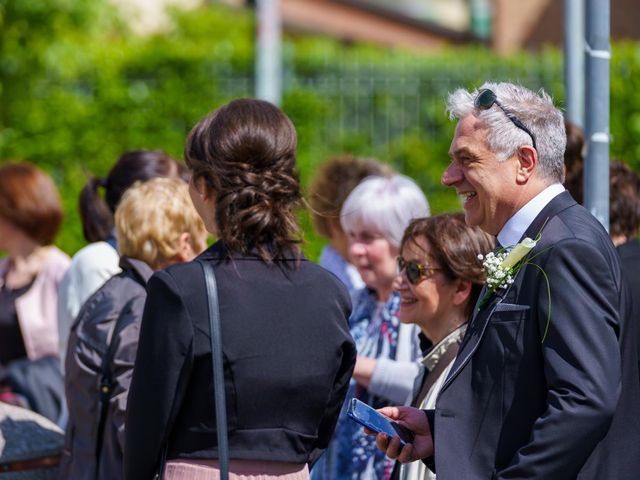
top-left (308, 155), bottom-right (391, 238)
top-left (185, 99), bottom-right (303, 261)
top-left (610, 160), bottom-right (640, 240)
top-left (563, 120), bottom-right (585, 203)
top-left (401, 213), bottom-right (494, 318)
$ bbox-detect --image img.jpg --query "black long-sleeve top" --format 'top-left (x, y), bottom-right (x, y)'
top-left (124, 242), bottom-right (356, 480)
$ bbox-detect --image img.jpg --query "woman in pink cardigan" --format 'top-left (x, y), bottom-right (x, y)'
top-left (0, 162), bottom-right (70, 422)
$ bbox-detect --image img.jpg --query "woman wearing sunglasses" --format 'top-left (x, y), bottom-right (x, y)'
top-left (311, 174), bottom-right (429, 480)
top-left (393, 213), bottom-right (493, 480)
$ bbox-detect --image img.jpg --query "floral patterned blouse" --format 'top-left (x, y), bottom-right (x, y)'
top-left (311, 288), bottom-right (422, 480)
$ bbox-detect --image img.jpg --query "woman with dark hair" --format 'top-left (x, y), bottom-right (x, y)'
top-left (394, 214), bottom-right (493, 480)
top-left (124, 99), bottom-right (356, 480)
top-left (308, 155), bottom-right (391, 297)
top-left (57, 150), bottom-right (183, 360)
top-left (563, 120), bottom-right (585, 203)
top-left (608, 161), bottom-right (640, 376)
top-left (78, 150), bottom-right (183, 244)
top-left (0, 162), bottom-right (70, 421)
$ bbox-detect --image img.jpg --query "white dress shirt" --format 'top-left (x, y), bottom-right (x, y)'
top-left (497, 183), bottom-right (565, 248)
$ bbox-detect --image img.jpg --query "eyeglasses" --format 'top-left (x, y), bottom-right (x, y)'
top-left (474, 89), bottom-right (537, 150)
top-left (397, 256), bottom-right (440, 285)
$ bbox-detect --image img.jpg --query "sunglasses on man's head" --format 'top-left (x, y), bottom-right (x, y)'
top-left (474, 88), bottom-right (537, 150)
top-left (397, 256), bottom-right (440, 285)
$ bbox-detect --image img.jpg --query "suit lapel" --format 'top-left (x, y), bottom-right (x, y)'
top-left (439, 280), bottom-right (507, 393)
top-left (523, 191), bottom-right (575, 241)
top-left (438, 191), bottom-right (576, 395)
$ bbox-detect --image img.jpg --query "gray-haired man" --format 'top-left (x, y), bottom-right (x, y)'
top-left (375, 82), bottom-right (640, 479)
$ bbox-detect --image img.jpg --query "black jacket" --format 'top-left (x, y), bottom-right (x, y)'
top-left (428, 192), bottom-right (640, 479)
top-left (60, 257), bottom-right (153, 480)
top-left (617, 239), bottom-right (640, 375)
top-left (124, 242), bottom-right (356, 480)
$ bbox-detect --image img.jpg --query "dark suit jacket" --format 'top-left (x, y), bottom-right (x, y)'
top-left (123, 242), bottom-right (356, 480)
top-left (617, 239), bottom-right (640, 374)
top-left (427, 192), bottom-right (640, 479)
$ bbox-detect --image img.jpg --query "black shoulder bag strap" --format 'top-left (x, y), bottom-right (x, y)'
top-left (95, 297), bottom-right (136, 469)
top-left (199, 260), bottom-right (229, 480)
top-left (411, 341), bottom-right (461, 408)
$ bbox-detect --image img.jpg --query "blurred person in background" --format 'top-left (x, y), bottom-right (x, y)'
top-left (608, 160), bottom-right (640, 374)
top-left (311, 174), bottom-right (429, 480)
top-left (308, 155), bottom-right (391, 297)
top-left (392, 214), bottom-right (493, 480)
top-left (60, 178), bottom-right (207, 480)
top-left (124, 99), bottom-right (356, 480)
top-left (562, 120), bottom-right (585, 202)
top-left (57, 150), bottom-right (184, 362)
top-left (0, 162), bottom-right (70, 423)
top-left (607, 161), bottom-right (640, 250)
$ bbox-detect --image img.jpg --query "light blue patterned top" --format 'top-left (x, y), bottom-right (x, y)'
top-left (319, 245), bottom-right (364, 299)
top-left (311, 288), bottom-right (422, 480)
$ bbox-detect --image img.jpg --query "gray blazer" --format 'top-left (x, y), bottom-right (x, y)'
top-left (59, 257), bottom-right (152, 480)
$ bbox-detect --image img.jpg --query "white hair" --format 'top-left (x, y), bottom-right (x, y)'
top-left (340, 174), bottom-right (430, 248)
top-left (446, 82), bottom-right (566, 183)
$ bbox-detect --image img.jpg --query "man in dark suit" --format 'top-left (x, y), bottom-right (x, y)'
top-left (374, 82), bottom-right (640, 479)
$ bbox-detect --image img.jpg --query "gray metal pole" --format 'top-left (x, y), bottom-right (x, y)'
top-left (584, 0), bottom-right (610, 230)
top-left (564, 0), bottom-right (585, 127)
top-left (470, 0), bottom-right (492, 40)
top-left (255, 0), bottom-right (282, 106)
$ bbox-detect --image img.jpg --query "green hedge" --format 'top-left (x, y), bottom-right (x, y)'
top-left (1, 1), bottom-right (638, 260)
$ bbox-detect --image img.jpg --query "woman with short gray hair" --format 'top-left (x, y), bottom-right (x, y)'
top-left (311, 174), bottom-right (429, 480)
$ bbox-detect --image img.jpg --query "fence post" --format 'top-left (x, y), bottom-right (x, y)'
top-left (255, 0), bottom-right (282, 105)
top-left (564, 0), bottom-right (585, 127)
top-left (584, 0), bottom-right (610, 230)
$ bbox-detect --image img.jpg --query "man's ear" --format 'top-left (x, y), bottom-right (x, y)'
top-left (515, 146), bottom-right (537, 184)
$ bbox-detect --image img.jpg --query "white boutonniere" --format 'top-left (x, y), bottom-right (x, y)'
top-left (477, 233), bottom-right (553, 343)
top-left (478, 237), bottom-right (537, 296)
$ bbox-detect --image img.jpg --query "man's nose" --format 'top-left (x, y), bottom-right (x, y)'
top-left (442, 162), bottom-right (463, 186)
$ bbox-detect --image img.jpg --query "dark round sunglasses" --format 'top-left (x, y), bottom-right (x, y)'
top-left (397, 256), bottom-right (440, 285)
top-left (474, 88), bottom-right (537, 150)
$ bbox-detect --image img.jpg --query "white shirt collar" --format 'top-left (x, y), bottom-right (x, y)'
top-left (497, 183), bottom-right (565, 248)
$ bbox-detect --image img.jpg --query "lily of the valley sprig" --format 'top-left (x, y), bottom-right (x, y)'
top-left (477, 237), bottom-right (538, 311)
top-left (477, 233), bottom-right (553, 343)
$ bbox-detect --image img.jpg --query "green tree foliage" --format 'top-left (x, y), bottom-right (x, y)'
top-left (1, 1), bottom-right (638, 259)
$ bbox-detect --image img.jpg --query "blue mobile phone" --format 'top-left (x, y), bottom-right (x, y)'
top-left (346, 398), bottom-right (414, 445)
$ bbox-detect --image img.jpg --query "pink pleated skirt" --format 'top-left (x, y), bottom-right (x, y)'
top-left (163, 459), bottom-right (309, 480)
